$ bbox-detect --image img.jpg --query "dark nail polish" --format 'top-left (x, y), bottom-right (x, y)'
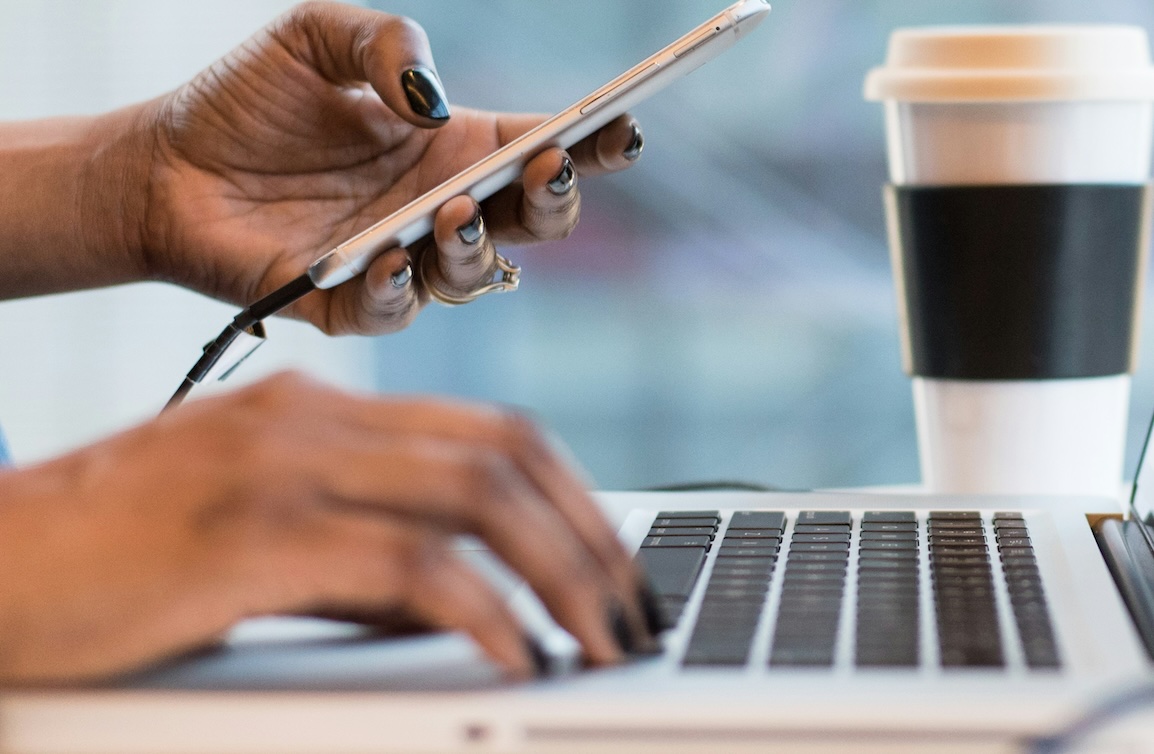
top-left (623, 123), bottom-right (644, 161)
top-left (607, 601), bottom-right (637, 654)
top-left (390, 263), bottom-right (413, 289)
top-left (523, 634), bottom-right (552, 678)
top-left (401, 67), bottom-right (450, 121)
top-left (546, 157), bottom-right (576, 195)
top-left (456, 210), bottom-right (485, 245)
top-left (637, 581), bottom-right (673, 634)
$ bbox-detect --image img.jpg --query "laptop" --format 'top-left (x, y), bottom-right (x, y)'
top-left (6, 430), bottom-right (1154, 752)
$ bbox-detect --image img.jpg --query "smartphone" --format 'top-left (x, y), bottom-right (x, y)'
top-left (306, 0), bottom-right (771, 290)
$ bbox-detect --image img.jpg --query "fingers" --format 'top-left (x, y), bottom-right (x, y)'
top-left (566, 114), bottom-right (645, 178)
top-left (271, 2), bottom-right (450, 128)
top-left (329, 396), bottom-right (655, 635)
top-left (306, 247), bottom-right (422, 336)
top-left (480, 115), bottom-right (643, 244)
top-left (238, 378), bottom-right (658, 658)
top-left (219, 374), bottom-right (650, 664)
top-left (427, 195), bottom-right (499, 297)
top-left (476, 149), bottom-right (580, 246)
top-left (316, 435), bottom-right (630, 666)
top-left (267, 515), bottom-right (539, 678)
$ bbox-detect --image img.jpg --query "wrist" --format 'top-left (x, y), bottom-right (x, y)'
top-left (75, 100), bottom-right (160, 286)
top-left (0, 102), bottom-right (158, 297)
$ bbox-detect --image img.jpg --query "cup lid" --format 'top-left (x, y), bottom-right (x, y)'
top-left (865, 25), bottom-right (1154, 102)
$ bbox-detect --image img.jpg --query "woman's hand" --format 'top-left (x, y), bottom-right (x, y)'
top-left (128, 1), bottom-right (642, 334)
top-left (0, 373), bottom-right (658, 685)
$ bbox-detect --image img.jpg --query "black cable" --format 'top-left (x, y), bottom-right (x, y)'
top-left (162, 273), bottom-right (316, 412)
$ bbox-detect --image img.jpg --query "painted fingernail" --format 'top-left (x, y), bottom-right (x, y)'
top-left (637, 581), bottom-right (673, 635)
top-left (390, 263), bottom-right (413, 289)
top-left (546, 157), bottom-right (576, 195)
top-left (523, 634), bottom-right (552, 678)
top-left (456, 209), bottom-right (485, 245)
top-left (623, 122), bottom-right (644, 161)
top-left (607, 601), bottom-right (636, 654)
top-left (401, 67), bottom-right (450, 121)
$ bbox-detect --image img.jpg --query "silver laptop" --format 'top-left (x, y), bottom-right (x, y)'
top-left (7, 436), bottom-right (1154, 752)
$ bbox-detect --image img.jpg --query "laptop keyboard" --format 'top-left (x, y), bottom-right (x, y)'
top-left (636, 510), bottom-right (1060, 671)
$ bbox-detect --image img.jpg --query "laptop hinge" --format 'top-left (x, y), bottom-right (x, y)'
top-left (1093, 517), bottom-right (1154, 659)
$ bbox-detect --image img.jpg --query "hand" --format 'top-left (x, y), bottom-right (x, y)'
top-left (0, 373), bottom-right (659, 684)
top-left (131, 2), bottom-right (642, 335)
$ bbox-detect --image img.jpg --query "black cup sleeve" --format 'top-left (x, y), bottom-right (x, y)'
top-left (885, 183), bottom-right (1152, 380)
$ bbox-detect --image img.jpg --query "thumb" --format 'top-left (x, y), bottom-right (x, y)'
top-left (271, 2), bottom-right (450, 127)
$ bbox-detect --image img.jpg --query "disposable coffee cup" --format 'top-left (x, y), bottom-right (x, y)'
top-left (865, 26), bottom-right (1154, 497)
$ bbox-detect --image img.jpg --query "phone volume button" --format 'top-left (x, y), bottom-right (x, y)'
top-left (673, 26), bottom-right (722, 58)
top-left (580, 63), bottom-right (659, 114)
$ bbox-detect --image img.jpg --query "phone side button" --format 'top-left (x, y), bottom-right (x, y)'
top-left (580, 63), bottom-right (658, 114)
top-left (673, 26), bottom-right (722, 58)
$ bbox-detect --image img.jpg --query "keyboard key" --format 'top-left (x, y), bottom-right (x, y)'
top-left (649, 526), bottom-right (715, 538)
top-left (792, 532), bottom-right (851, 543)
top-left (658, 510), bottom-right (720, 520)
top-left (788, 551), bottom-right (850, 562)
top-left (858, 559), bottom-right (918, 571)
top-left (928, 511), bottom-right (981, 521)
top-left (790, 542), bottom-right (850, 552)
top-left (993, 512), bottom-right (1025, 521)
top-left (710, 565), bottom-right (775, 579)
top-left (785, 561), bottom-right (848, 573)
top-left (863, 511), bottom-right (917, 524)
top-left (715, 557), bottom-right (781, 569)
top-left (794, 524), bottom-right (852, 534)
top-left (861, 522), bottom-right (919, 532)
top-left (719, 539), bottom-right (779, 550)
top-left (727, 511), bottom-right (786, 531)
top-left (928, 545), bottom-right (987, 557)
top-left (635, 547), bottom-right (706, 599)
top-left (797, 511), bottom-right (852, 526)
top-left (860, 539), bottom-right (918, 551)
top-left (931, 555), bottom-right (990, 567)
top-left (928, 535), bottom-right (986, 546)
top-left (769, 645), bottom-right (836, 667)
top-left (652, 517), bottom-right (720, 528)
top-left (927, 527), bottom-right (984, 537)
top-left (717, 547), bottom-right (778, 559)
top-left (856, 549), bottom-right (919, 560)
top-left (723, 530), bottom-right (782, 540)
top-left (860, 531), bottom-right (918, 541)
top-left (642, 535), bottom-right (712, 549)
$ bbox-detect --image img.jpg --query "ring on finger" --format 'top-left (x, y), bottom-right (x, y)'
top-left (420, 248), bottom-right (521, 307)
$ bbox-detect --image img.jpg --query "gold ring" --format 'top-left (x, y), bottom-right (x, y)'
top-left (421, 251), bottom-right (521, 307)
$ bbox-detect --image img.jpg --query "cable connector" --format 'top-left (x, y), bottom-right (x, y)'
top-left (162, 274), bottom-right (316, 412)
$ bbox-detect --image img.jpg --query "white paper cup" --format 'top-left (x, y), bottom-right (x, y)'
top-left (866, 26), bottom-right (1154, 497)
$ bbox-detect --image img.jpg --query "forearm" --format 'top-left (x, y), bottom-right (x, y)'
top-left (0, 104), bottom-right (152, 299)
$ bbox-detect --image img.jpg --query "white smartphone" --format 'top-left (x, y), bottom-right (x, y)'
top-left (306, 0), bottom-right (771, 290)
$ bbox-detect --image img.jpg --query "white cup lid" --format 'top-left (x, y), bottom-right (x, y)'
top-left (865, 25), bottom-right (1154, 102)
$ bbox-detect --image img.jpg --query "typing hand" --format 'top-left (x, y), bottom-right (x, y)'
top-left (0, 374), bottom-right (659, 684)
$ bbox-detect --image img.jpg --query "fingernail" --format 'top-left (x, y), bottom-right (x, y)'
top-left (523, 634), bottom-right (552, 678)
top-left (623, 122), bottom-right (644, 161)
top-left (390, 263), bottom-right (413, 289)
top-left (546, 157), bottom-right (576, 195)
top-left (607, 601), bottom-right (637, 654)
top-left (637, 581), bottom-right (673, 635)
top-left (456, 209), bottom-right (485, 245)
top-left (401, 67), bottom-right (450, 121)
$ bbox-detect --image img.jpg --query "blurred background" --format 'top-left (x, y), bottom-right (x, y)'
top-left (1, 0), bottom-right (1154, 492)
